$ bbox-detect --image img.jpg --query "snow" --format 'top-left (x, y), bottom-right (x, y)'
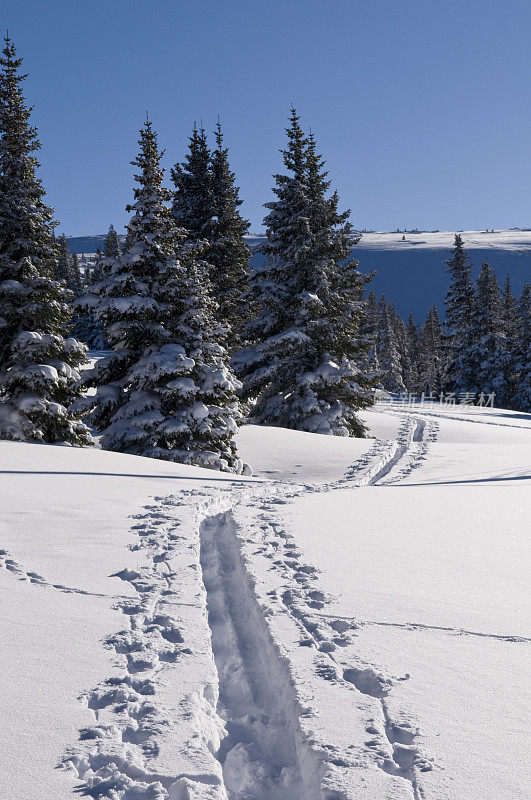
top-left (1, 402), bottom-right (529, 799)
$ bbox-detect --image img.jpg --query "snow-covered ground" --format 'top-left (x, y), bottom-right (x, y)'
top-left (1, 404), bottom-right (529, 799)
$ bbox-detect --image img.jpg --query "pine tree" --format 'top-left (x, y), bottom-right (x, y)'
top-left (500, 275), bottom-right (519, 403)
top-left (104, 224), bottom-right (121, 258)
top-left (73, 245), bottom-right (106, 349)
top-left (376, 295), bottom-right (405, 393)
top-left (0, 35), bottom-right (91, 444)
top-left (467, 261), bottom-right (509, 403)
top-left (235, 109), bottom-right (374, 436)
top-left (171, 125), bottom-right (212, 239)
top-left (417, 305), bottom-right (445, 394)
top-left (71, 252), bottom-right (82, 291)
top-left (79, 120), bottom-right (244, 471)
top-left (171, 123), bottom-right (251, 351)
top-left (406, 313), bottom-right (420, 391)
top-left (359, 290), bottom-right (381, 385)
top-left (388, 303), bottom-right (414, 391)
top-left (208, 121), bottom-right (250, 348)
top-left (444, 234), bottom-right (476, 392)
top-left (512, 283), bottom-right (531, 412)
top-left (55, 233), bottom-right (82, 295)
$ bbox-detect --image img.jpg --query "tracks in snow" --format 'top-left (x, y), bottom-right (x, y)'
top-left (59, 413), bottom-right (440, 799)
top-left (199, 511), bottom-right (322, 800)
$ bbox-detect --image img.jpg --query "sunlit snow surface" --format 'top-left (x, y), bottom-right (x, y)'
top-left (0, 403), bottom-right (529, 799)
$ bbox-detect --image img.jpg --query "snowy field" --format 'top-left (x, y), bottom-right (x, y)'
top-left (1, 403), bottom-right (529, 799)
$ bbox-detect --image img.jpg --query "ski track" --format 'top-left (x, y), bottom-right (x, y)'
top-left (4, 412), bottom-right (450, 798)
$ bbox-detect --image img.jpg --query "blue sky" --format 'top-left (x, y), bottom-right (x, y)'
top-left (4, 0), bottom-right (530, 235)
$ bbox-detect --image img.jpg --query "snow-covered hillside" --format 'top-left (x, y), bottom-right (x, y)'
top-left (68, 229), bottom-right (531, 322)
top-left (1, 404), bottom-right (529, 800)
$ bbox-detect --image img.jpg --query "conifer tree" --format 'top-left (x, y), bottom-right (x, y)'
top-left (55, 233), bottom-right (71, 282)
top-left (104, 224), bottom-right (121, 258)
top-left (171, 123), bottom-right (251, 350)
top-left (512, 283), bottom-right (531, 412)
top-left (55, 234), bottom-right (82, 295)
top-left (71, 252), bottom-right (82, 290)
top-left (467, 260), bottom-right (509, 404)
top-left (235, 109), bottom-right (374, 436)
top-left (208, 121), bottom-right (251, 348)
top-left (78, 120), bottom-right (244, 470)
top-left (444, 234), bottom-right (476, 392)
top-left (388, 303), bottom-right (414, 390)
top-left (359, 290), bottom-right (381, 384)
top-left (376, 295), bottom-right (405, 393)
top-left (171, 125), bottom-right (212, 238)
top-left (500, 275), bottom-right (519, 403)
top-left (417, 305), bottom-right (445, 394)
top-left (406, 313), bottom-right (420, 390)
top-left (0, 35), bottom-right (91, 444)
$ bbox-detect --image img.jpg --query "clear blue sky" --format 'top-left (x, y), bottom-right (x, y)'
top-left (4, 0), bottom-right (530, 235)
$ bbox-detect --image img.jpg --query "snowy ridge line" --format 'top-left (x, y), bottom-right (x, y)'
top-left (316, 613), bottom-right (531, 644)
top-left (233, 493), bottom-right (435, 798)
top-left (0, 548), bottom-right (133, 599)
top-left (61, 489), bottom-right (244, 800)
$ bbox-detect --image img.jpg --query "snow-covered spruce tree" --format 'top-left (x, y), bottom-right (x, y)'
top-left (512, 283), bottom-right (531, 412)
top-left (55, 234), bottom-right (82, 295)
top-left (444, 234), bottom-right (476, 392)
top-left (71, 252), bottom-right (83, 291)
top-left (79, 120), bottom-right (244, 471)
top-left (235, 109), bottom-right (374, 436)
top-left (376, 295), bottom-right (406, 393)
top-left (104, 224), bottom-right (121, 258)
top-left (500, 275), bottom-right (519, 403)
top-left (208, 121), bottom-right (251, 349)
top-left (389, 302), bottom-right (414, 391)
top-left (126, 252), bottom-right (245, 470)
top-left (417, 305), bottom-right (445, 394)
top-left (171, 125), bottom-right (212, 238)
top-left (406, 313), bottom-right (420, 390)
top-left (171, 123), bottom-right (251, 351)
top-left (359, 289), bottom-right (382, 386)
top-left (467, 261), bottom-right (510, 405)
top-left (73, 246), bottom-right (108, 348)
top-left (0, 35), bottom-right (91, 444)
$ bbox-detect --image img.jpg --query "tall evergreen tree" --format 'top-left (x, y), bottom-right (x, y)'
top-left (0, 35), bottom-right (91, 444)
top-left (235, 109), bottom-right (374, 436)
top-left (444, 234), bottom-right (476, 392)
top-left (359, 289), bottom-right (381, 385)
top-left (406, 313), bottom-right (420, 390)
top-left (55, 233), bottom-right (82, 295)
top-left (468, 261), bottom-right (509, 403)
top-left (171, 122), bottom-right (251, 350)
top-left (78, 120), bottom-right (244, 471)
top-left (417, 305), bottom-right (445, 394)
top-left (376, 295), bottom-right (405, 393)
top-left (104, 224), bottom-right (121, 258)
top-left (500, 275), bottom-right (519, 403)
top-left (71, 252), bottom-right (82, 291)
top-left (512, 283), bottom-right (531, 412)
top-left (171, 125), bottom-right (212, 239)
top-left (208, 121), bottom-right (251, 348)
